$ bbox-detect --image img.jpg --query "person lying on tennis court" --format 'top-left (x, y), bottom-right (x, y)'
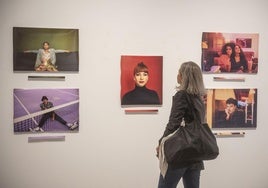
top-left (29, 96), bottom-right (78, 132)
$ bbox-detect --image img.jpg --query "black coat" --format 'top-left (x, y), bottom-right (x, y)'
top-left (121, 86), bottom-right (160, 105)
top-left (159, 90), bottom-right (205, 170)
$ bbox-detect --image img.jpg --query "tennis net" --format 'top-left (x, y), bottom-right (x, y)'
top-left (14, 100), bottom-right (79, 132)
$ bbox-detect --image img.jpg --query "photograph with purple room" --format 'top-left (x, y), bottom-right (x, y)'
top-left (14, 88), bottom-right (79, 133)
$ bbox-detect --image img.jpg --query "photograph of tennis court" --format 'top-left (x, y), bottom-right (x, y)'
top-left (14, 88), bottom-right (79, 133)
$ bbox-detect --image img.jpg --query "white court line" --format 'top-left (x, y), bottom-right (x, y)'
top-left (14, 100), bottom-right (79, 124)
top-left (55, 89), bottom-right (79, 97)
top-left (13, 93), bottom-right (39, 125)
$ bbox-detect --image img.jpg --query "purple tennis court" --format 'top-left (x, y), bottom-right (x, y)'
top-left (14, 88), bottom-right (79, 133)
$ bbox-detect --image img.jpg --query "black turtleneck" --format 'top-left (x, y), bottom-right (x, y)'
top-left (121, 86), bottom-right (160, 105)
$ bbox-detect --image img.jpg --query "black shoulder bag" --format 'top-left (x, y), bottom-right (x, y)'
top-left (164, 93), bottom-right (219, 166)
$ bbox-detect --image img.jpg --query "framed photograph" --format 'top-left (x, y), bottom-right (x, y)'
top-left (121, 55), bottom-right (163, 106)
top-left (206, 88), bottom-right (257, 129)
top-left (201, 32), bottom-right (259, 74)
top-left (14, 88), bottom-right (79, 133)
top-left (13, 27), bottom-right (79, 72)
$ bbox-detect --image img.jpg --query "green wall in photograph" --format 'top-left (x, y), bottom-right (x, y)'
top-left (14, 27), bottom-right (79, 52)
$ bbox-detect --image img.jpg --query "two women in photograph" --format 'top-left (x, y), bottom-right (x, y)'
top-left (218, 42), bottom-right (248, 73)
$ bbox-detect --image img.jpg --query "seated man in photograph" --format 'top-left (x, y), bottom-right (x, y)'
top-left (215, 98), bottom-right (245, 128)
top-left (224, 98), bottom-right (245, 124)
top-left (30, 96), bottom-right (78, 132)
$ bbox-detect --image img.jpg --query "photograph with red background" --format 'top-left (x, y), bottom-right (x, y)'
top-left (120, 55), bottom-right (163, 106)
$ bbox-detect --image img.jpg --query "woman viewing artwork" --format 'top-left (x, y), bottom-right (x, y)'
top-left (157, 61), bottom-right (206, 188)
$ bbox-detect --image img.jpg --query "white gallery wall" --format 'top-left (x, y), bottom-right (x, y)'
top-left (0, 0), bottom-right (268, 187)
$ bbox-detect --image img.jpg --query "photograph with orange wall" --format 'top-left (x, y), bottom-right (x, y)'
top-left (205, 88), bottom-right (257, 128)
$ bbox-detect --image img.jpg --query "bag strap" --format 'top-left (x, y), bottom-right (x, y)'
top-left (184, 91), bottom-right (202, 124)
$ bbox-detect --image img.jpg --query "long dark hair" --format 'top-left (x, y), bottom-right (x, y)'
top-left (221, 42), bottom-right (235, 55)
top-left (231, 44), bottom-right (247, 62)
